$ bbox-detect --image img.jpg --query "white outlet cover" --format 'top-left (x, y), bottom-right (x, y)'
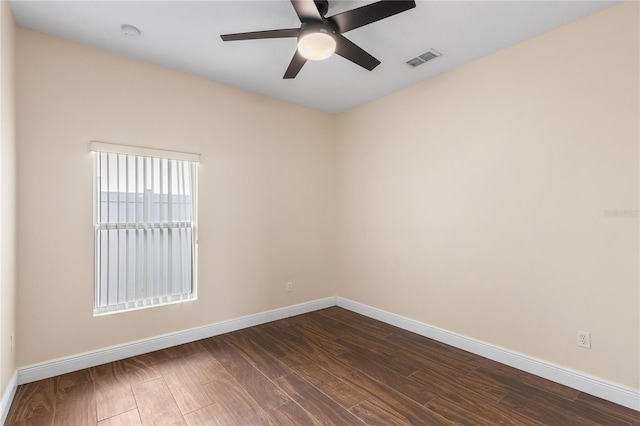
top-left (577, 330), bottom-right (591, 348)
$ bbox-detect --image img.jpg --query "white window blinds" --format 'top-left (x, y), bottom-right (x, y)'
top-left (91, 142), bottom-right (199, 315)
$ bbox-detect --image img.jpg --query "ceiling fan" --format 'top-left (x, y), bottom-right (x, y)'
top-left (220, 0), bottom-right (416, 79)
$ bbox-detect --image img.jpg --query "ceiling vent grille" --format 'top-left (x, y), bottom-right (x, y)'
top-left (406, 49), bottom-right (442, 67)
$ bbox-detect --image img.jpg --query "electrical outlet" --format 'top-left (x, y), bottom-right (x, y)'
top-left (577, 330), bottom-right (591, 348)
top-left (10, 333), bottom-right (14, 353)
top-left (286, 282), bottom-right (293, 292)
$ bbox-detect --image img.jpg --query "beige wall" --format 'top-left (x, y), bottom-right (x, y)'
top-left (12, 0), bottom-right (639, 393)
top-left (15, 29), bottom-right (336, 366)
top-left (1, 0), bottom-right (17, 396)
top-left (335, 2), bottom-right (639, 389)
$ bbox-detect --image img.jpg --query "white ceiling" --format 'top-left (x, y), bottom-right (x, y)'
top-left (9, 0), bottom-right (619, 114)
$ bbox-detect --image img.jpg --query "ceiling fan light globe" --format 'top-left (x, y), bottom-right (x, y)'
top-left (298, 31), bottom-right (336, 61)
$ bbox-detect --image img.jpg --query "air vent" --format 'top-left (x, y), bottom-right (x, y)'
top-left (406, 49), bottom-right (442, 67)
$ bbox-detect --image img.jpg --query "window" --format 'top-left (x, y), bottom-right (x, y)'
top-left (91, 142), bottom-right (199, 315)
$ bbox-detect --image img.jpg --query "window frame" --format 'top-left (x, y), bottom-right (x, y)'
top-left (90, 141), bottom-right (199, 316)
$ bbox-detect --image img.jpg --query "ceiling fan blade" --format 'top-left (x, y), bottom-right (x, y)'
top-left (330, 0), bottom-right (416, 33)
top-left (334, 35), bottom-right (380, 71)
top-left (290, 0), bottom-right (322, 22)
top-left (284, 50), bottom-right (308, 79)
top-left (221, 28), bottom-right (300, 41)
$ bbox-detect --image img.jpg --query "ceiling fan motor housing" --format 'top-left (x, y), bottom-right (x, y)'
top-left (298, 22), bottom-right (337, 61)
top-left (299, 21), bottom-right (337, 39)
top-left (314, 0), bottom-right (329, 17)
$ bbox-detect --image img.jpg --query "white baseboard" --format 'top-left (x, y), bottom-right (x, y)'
top-left (15, 295), bottom-right (639, 413)
top-left (18, 296), bottom-right (336, 385)
top-left (337, 297), bottom-right (640, 412)
top-left (1, 371), bottom-right (18, 425)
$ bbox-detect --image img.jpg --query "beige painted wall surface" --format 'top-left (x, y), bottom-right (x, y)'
top-left (336, 2), bottom-right (639, 388)
top-left (16, 29), bottom-right (336, 367)
top-left (1, 0), bottom-right (17, 395)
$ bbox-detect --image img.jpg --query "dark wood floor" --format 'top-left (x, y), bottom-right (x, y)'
top-left (6, 307), bottom-right (639, 425)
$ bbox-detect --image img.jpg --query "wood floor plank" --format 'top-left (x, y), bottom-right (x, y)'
top-left (512, 370), bottom-right (580, 401)
top-left (168, 382), bottom-right (215, 415)
top-left (471, 366), bottom-right (547, 396)
top-left (476, 366), bottom-right (631, 425)
top-left (55, 369), bottom-right (92, 390)
top-left (275, 313), bottom-right (314, 328)
top-left (281, 350), bottom-right (316, 369)
top-left (281, 337), bottom-right (356, 379)
top-left (131, 378), bottom-right (185, 425)
top-left (425, 396), bottom-right (504, 425)
top-left (295, 316), bottom-right (348, 342)
top-left (432, 363), bottom-right (509, 401)
top-left (253, 321), bottom-right (298, 342)
top-left (386, 331), bottom-right (484, 367)
top-left (337, 350), bottom-right (438, 405)
top-left (268, 400), bottom-right (322, 426)
top-left (94, 375), bottom-right (137, 421)
top-left (334, 332), bottom-right (401, 357)
top-left (229, 337), bottom-right (293, 380)
top-left (510, 387), bottom-right (632, 426)
top-left (116, 362), bottom-right (161, 386)
top-left (157, 349), bottom-right (227, 388)
top-left (499, 390), bottom-right (603, 426)
top-left (335, 339), bottom-right (422, 377)
top-left (329, 320), bottom-right (401, 354)
top-left (209, 339), bottom-right (290, 410)
top-left (304, 309), bottom-right (345, 329)
top-left (287, 362), bottom-right (368, 409)
top-left (476, 359), bottom-right (580, 401)
top-left (390, 334), bottom-right (480, 374)
top-left (91, 358), bottom-right (161, 387)
top-left (5, 378), bottom-right (55, 425)
top-left (200, 376), bottom-right (276, 425)
top-left (427, 395), bottom-right (542, 426)
top-left (182, 403), bottom-right (231, 426)
top-left (349, 399), bottom-right (422, 426)
top-left (411, 364), bottom-right (508, 402)
top-left (287, 323), bottom-right (351, 356)
top-left (227, 326), bottom-right (291, 358)
top-left (53, 381), bottom-right (97, 426)
top-left (184, 400), bottom-right (272, 426)
top-left (97, 409), bottom-right (142, 426)
top-left (129, 348), bottom-right (174, 365)
top-left (275, 373), bottom-right (366, 425)
top-left (575, 392), bottom-right (640, 425)
top-left (162, 342), bottom-right (203, 360)
top-left (90, 363), bottom-right (115, 380)
top-left (341, 370), bottom-right (451, 426)
top-left (319, 309), bottom-right (392, 340)
top-left (8, 410), bottom-right (54, 426)
top-left (182, 403), bottom-right (223, 426)
top-left (437, 388), bottom-right (541, 426)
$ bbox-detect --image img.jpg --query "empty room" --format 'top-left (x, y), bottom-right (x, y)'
top-left (0, 0), bottom-right (638, 424)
